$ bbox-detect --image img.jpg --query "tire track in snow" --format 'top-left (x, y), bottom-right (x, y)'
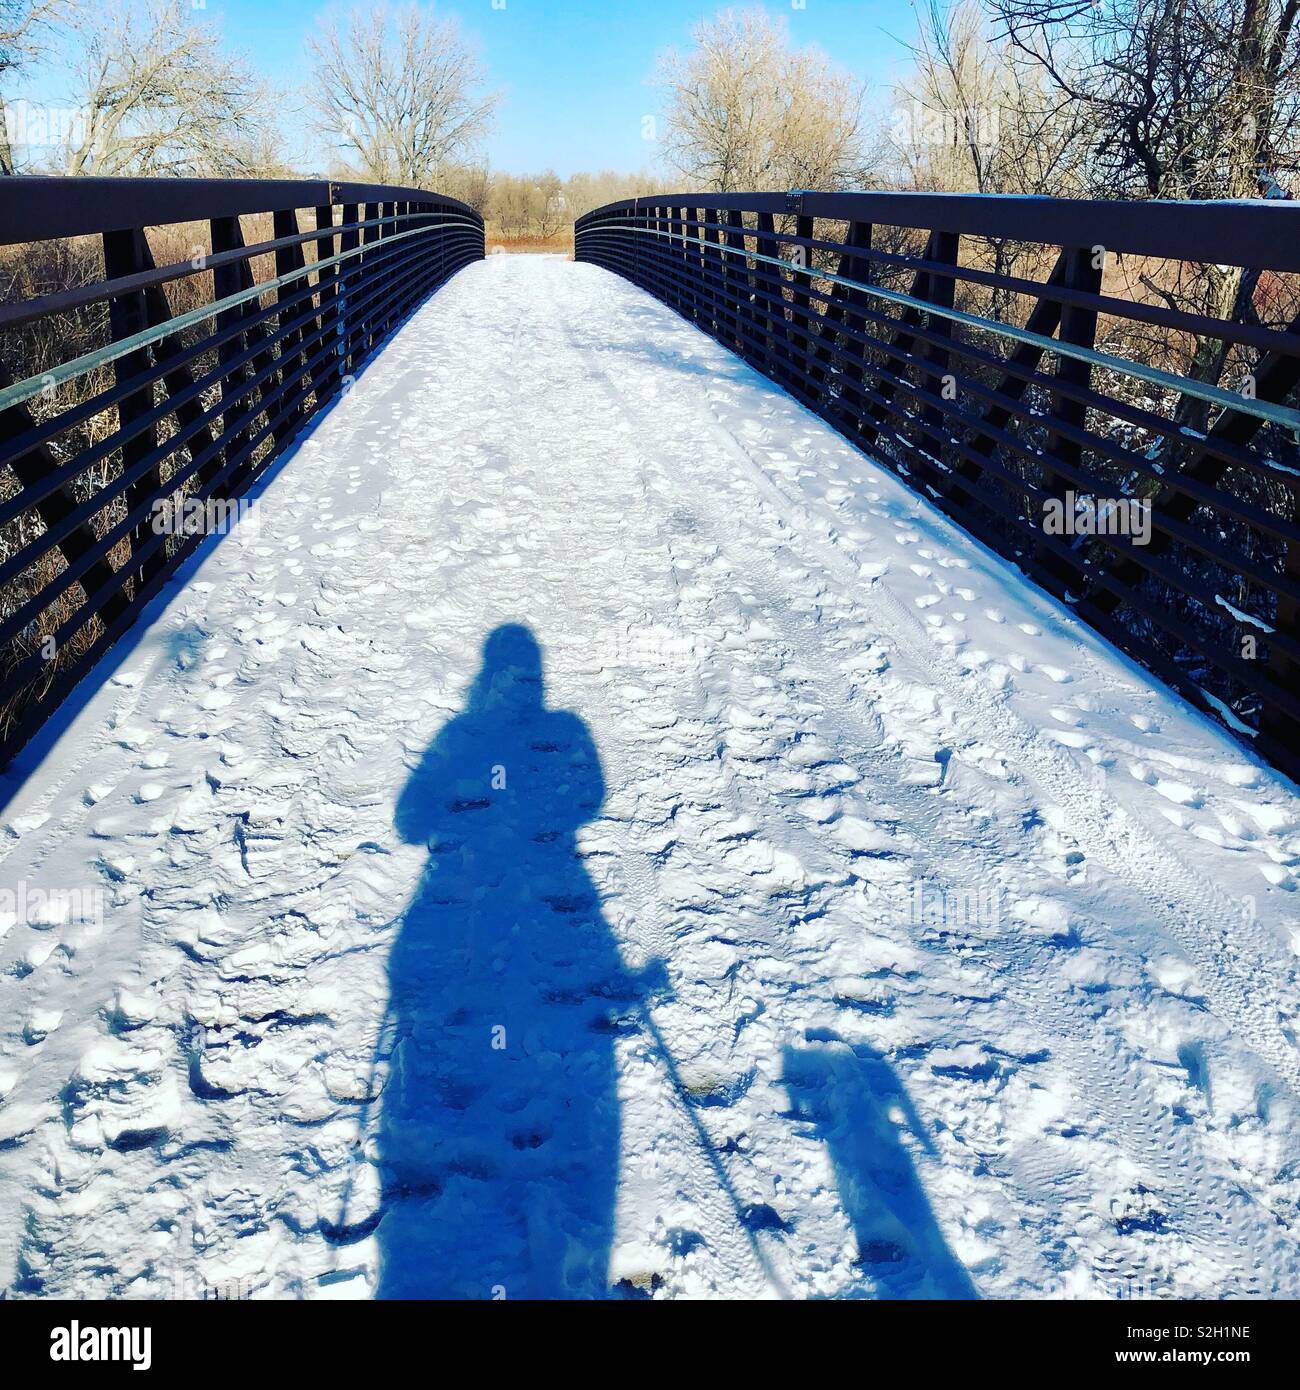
top-left (690, 379), bottom-right (1300, 1293)
top-left (685, 341), bottom-right (1300, 1104)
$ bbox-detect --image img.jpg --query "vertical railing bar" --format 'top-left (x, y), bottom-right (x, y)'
top-left (1036, 244), bottom-right (1103, 582)
top-left (102, 227), bottom-right (163, 608)
top-left (314, 202), bottom-right (342, 404)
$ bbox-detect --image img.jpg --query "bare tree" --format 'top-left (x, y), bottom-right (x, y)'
top-left (0, 0), bottom-right (74, 173)
top-left (563, 169), bottom-right (659, 221)
top-left (439, 160), bottom-right (491, 215)
top-left (308, 2), bottom-right (498, 187)
top-left (490, 172), bottom-right (533, 238)
top-left (485, 169), bottom-right (657, 241)
top-left (889, 1), bottom-right (1086, 197)
top-left (988, 0), bottom-right (1300, 200)
top-left (59, 0), bottom-right (277, 176)
top-left (882, 2), bottom-right (1090, 319)
top-left (488, 170), bottom-right (572, 238)
top-left (533, 170), bottom-right (565, 238)
top-left (654, 7), bottom-right (866, 192)
top-left (0, 1), bottom-right (65, 83)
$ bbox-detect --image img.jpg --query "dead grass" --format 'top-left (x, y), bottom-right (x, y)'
top-left (484, 229), bottom-right (574, 258)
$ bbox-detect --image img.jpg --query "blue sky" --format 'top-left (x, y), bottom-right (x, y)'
top-left (167, 0), bottom-right (920, 175)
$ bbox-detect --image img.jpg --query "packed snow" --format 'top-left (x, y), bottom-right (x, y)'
top-left (1, 253), bottom-right (1298, 1300)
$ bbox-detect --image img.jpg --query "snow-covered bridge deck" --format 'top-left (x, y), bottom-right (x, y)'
top-left (1, 255), bottom-right (1299, 1299)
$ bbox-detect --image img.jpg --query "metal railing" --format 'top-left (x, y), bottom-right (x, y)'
top-left (577, 191), bottom-right (1300, 779)
top-left (0, 177), bottom-right (483, 765)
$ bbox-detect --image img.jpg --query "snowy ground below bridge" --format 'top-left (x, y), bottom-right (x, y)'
top-left (2, 253), bottom-right (1299, 1300)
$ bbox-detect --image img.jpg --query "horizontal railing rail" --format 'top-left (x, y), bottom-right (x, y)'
top-left (576, 190), bottom-right (1300, 779)
top-left (0, 176), bottom-right (484, 764)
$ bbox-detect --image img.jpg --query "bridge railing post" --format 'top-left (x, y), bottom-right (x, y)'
top-left (1263, 527), bottom-right (1300, 763)
top-left (1036, 244), bottom-right (1104, 585)
top-left (103, 227), bottom-right (163, 605)
top-left (754, 211), bottom-right (790, 383)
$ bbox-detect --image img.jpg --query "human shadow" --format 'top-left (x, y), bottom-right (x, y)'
top-left (781, 1042), bottom-right (978, 1299)
top-left (376, 624), bottom-right (645, 1299)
